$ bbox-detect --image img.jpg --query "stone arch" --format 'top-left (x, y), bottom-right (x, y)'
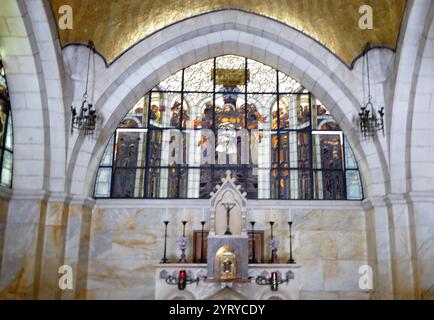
top-left (406, 1), bottom-right (434, 300)
top-left (389, 0), bottom-right (434, 195)
top-left (0, 0), bottom-right (68, 192)
top-left (408, 5), bottom-right (434, 193)
top-left (65, 10), bottom-right (388, 201)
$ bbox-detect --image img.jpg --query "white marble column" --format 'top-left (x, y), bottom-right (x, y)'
top-left (408, 192), bottom-right (434, 300)
top-left (61, 197), bottom-right (94, 300)
top-left (364, 197), bottom-right (395, 299)
top-left (0, 188), bottom-right (12, 281)
top-left (36, 193), bottom-right (71, 300)
top-left (0, 190), bottom-right (48, 299)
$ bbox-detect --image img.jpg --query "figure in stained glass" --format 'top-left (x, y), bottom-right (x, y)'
top-left (94, 55), bottom-right (363, 201)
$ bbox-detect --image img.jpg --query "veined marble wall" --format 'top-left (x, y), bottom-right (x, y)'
top-left (0, 197), bottom-right (432, 300)
top-left (0, 194), bottom-right (10, 281)
top-left (411, 196), bottom-right (434, 300)
top-left (87, 201), bottom-right (369, 300)
top-left (0, 196), bottom-right (93, 300)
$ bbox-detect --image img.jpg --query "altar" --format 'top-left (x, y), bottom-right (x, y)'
top-left (155, 264), bottom-right (301, 300)
top-left (155, 171), bottom-right (301, 300)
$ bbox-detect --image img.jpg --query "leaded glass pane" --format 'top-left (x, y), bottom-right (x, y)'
top-left (215, 92), bottom-right (245, 130)
top-left (184, 59), bottom-right (214, 92)
top-left (94, 168), bottom-right (112, 198)
top-left (312, 97), bottom-right (341, 131)
top-left (100, 135), bottom-right (114, 166)
top-left (314, 170), bottom-right (345, 200)
top-left (344, 136), bottom-right (358, 169)
top-left (156, 70), bottom-right (182, 92)
top-left (291, 170), bottom-right (312, 200)
top-left (215, 55), bottom-right (246, 93)
top-left (113, 168), bottom-right (145, 198)
top-left (122, 95), bottom-right (148, 128)
top-left (247, 94), bottom-right (273, 130)
top-left (346, 170), bottom-right (363, 200)
top-left (1, 150), bottom-right (12, 187)
top-left (277, 94), bottom-right (310, 130)
top-left (312, 134), bottom-right (344, 170)
top-left (248, 59), bottom-right (276, 93)
top-left (0, 60), bottom-right (12, 189)
top-left (0, 100), bottom-right (7, 148)
top-left (278, 72), bottom-right (302, 93)
top-left (185, 93), bottom-right (213, 129)
top-left (5, 112), bottom-right (12, 150)
top-left (114, 131), bottom-right (147, 168)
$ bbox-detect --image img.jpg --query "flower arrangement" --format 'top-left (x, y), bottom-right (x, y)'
top-left (270, 239), bottom-right (280, 252)
top-left (177, 236), bottom-right (188, 251)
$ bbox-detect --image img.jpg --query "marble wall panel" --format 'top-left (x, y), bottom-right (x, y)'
top-left (86, 205), bottom-right (368, 299)
top-left (0, 197), bottom-right (9, 278)
top-left (37, 202), bottom-right (68, 300)
top-left (0, 199), bottom-right (45, 299)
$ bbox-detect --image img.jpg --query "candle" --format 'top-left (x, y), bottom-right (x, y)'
top-left (163, 208), bottom-right (169, 221)
top-left (201, 208), bottom-right (206, 222)
top-left (183, 208), bottom-right (187, 221)
top-left (288, 208), bottom-right (293, 223)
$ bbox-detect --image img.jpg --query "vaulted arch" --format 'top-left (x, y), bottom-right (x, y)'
top-left (65, 10), bottom-right (389, 202)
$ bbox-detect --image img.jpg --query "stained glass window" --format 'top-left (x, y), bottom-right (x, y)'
top-left (94, 55), bottom-right (363, 200)
top-left (0, 59), bottom-right (13, 188)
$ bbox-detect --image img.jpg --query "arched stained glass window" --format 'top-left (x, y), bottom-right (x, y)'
top-left (94, 55), bottom-right (363, 200)
top-left (0, 59), bottom-right (13, 188)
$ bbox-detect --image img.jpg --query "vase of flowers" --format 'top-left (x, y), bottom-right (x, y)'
top-left (177, 236), bottom-right (188, 263)
top-left (269, 239), bottom-right (279, 264)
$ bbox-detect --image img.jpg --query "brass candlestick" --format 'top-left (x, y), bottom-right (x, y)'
top-left (269, 221), bottom-right (278, 264)
top-left (178, 221), bottom-right (188, 263)
top-left (288, 221), bottom-right (296, 264)
top-left (250, 221), bottom-right (258, 264)
top-left (199, 221), bottom-right (207, 263)
top-left (160, 221), bottom-right (170, 264)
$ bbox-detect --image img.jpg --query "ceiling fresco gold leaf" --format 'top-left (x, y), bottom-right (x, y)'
top-left (49, 0), bottom-right (406, 67)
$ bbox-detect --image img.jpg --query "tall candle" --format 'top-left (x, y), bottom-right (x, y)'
top-left (164, 208), bottom-right (169, 221)
top-left (201, 208), bottom-right (206, 222)
top-left (288, 208), bottom-right (293, 222)
top-left (183, 208), bottom-right (187, 221)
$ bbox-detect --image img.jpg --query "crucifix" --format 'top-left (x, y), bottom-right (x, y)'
top-left (221, 202), bottom-right (236, 235)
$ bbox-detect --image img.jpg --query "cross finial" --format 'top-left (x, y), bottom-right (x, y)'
top-left (225, 170), bottom-right (232, 180)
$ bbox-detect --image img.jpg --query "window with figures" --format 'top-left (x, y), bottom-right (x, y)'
top-left (0, 60), bottom-right (13, 188)
top-left (94, 55), bottom-right (363, 200)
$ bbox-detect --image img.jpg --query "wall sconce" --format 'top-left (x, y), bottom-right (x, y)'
top-left (256, 271), bottom-right (294, 292)
top-left (165, 270), bottom-right (199, 290)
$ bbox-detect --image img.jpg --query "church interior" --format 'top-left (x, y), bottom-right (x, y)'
top-left (0, 0), bottom-right (433, 300)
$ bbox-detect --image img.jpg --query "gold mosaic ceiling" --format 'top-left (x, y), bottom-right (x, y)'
top-left (49, 0), bottom-right (406, 67)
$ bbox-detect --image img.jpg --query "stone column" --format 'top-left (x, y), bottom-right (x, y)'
top-left (0, 188), bottom-right (12, 280)
top-left (60, 197), bottom-right (94, 300)
top-left (36, 193), bottom-right (71, 300)
top-left (385, 194), bottom-right (420, 299)
top-left (408, 192), bottom-right (434, 300)
top-left (364, 197), bottom-right (395, 299)
top-left (0, 190), bottom-right (48, 299)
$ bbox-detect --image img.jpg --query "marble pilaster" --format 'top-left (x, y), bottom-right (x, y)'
top-left (0, 190), bottom-right (48, 299)
top-left (60, 198), bottom-right (94, 300)
top-left (364, 198), bottom-right (395, 299)
top-left (36, 194), bottom-right (70, 299)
